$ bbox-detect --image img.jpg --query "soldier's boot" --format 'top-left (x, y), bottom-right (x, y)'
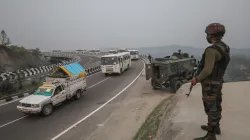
top-left (201, 125), bottom-right (221, 135)
top-left (193, 133), bottom-right (217, 140)
top-left (193, 133), bottom-right (208, 140)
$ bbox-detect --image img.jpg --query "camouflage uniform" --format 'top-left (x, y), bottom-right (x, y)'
top-left (193, 23), bottom-right (230, 140)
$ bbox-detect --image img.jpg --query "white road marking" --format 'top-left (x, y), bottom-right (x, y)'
top-left (0, 78), bottom-right (110, 129)
top-left (88, 78), bottom-right (109, 89)
top-left (87, 71), bottom-right (101, 78)
top-left (0, 115), bottom-right (29, 129)
top-left (0, 98), bottom-right (23, 107)
top-left (86, 56), bottom-right (92, 65)
top-left (50, 63), bottom-right (145, 140)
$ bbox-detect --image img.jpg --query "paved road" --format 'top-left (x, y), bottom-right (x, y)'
top-left (78, 55), bottom-right (100, 66)
top-left (0, 60), bottom-right (144, 140)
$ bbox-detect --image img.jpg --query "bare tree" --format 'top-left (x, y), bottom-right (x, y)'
top-left (0, 30), bottom-right (11, 46)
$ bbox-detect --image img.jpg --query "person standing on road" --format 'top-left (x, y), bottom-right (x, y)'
top-left (148, 54), bottom-right (152, 63)
top-left (190, 23), bottom-right (230, 140)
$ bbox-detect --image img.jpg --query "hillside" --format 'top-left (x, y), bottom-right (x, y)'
top-left (0, 45), bottom-right (48, 73)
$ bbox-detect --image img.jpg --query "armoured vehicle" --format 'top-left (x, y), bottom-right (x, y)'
top-left (145, 51), bottom-right (197, 93)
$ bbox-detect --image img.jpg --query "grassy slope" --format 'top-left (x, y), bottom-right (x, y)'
top-left (133, 95), bottom-right (174, 140)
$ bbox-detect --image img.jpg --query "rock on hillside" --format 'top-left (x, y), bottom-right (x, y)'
top-left (0, 46), bottom-right (48, 73)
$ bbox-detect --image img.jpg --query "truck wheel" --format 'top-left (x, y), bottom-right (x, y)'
top-left (75, 90), bottom-right (81, 100)
top-left (105, 73), bottom-right (109, 76)
top-left (171, 80), bottom-right (182, 93)
top-left (42, 104), bottom-right (53, 116)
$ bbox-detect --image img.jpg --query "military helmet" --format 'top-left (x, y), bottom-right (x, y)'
top-left (205, 23), bottom-right (225, 35)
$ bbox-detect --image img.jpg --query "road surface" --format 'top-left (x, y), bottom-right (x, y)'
top-left (0, 60), bottom-right (144, 140)
top-left (78, 55), bottom-right (100, 66)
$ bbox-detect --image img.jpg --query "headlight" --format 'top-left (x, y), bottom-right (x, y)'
top-left (31, 104), bottom-right (40, 108)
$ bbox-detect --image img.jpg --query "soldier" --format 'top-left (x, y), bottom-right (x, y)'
top-left (191, 23), bottom-right (230, 140)
top-left (148, 54), bottom-right (152, 63)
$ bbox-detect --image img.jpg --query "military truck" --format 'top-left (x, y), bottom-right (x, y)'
top-left (145, 51), bottom-right (197, 93)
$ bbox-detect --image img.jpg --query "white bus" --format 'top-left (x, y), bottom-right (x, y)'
top-left (128, 50), bottom-right (139, 60)
top-left (89, 49), bottom-right (100, 54)
top-left (117, 48), bottom-right (129, 53)
top-left (101, 52), bottom-right (132, 76)
top-left (109, 50), bottom-right (118, 54)
top-left (76, 50), bottom-right (87, 53)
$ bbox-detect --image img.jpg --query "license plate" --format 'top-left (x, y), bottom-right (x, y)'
top-left (22, 109), bottom-right (29, 112)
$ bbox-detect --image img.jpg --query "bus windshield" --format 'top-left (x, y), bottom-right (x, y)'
top-left (130, 51), bottom-right (139, 55)
top-left (101, 57), bottom-right (118, 65)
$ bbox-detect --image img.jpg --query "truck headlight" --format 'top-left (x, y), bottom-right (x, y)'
top-left (31, 104), bottom-right (40, 108)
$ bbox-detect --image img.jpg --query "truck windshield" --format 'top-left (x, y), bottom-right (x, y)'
top-left (130, 51), bottom-right (138, 55)
top-left (34, 87), bottom-right (54, 96)
top-left (101, 57), bottom-right (118, 65)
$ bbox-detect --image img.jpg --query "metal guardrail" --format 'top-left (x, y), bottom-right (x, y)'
top-left (0, 52), bottom-right (103, 83)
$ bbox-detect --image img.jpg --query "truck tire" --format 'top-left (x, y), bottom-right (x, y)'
top-left (42, 104), bottom-right (53, 116)
top-left (105, 73), bottom-right (109, 76)
top-left (74, 90), bottom-right (81, 100)
top-left (170, 79), bottom-right (182, 93)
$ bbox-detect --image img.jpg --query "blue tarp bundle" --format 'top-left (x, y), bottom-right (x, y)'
top-left (59, 62), bottom-right (86, 76)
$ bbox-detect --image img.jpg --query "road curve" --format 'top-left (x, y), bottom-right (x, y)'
top-left (0, 60), bottom-right (144, 140)
top-left (78, 55), bottom-right (100, 66)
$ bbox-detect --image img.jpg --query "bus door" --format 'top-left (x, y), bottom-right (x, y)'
top-left (118, 57), bottom-right (122, 68)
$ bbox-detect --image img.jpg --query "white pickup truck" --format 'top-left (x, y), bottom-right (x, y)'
top-left (17, 75), bottom-right (87, 116)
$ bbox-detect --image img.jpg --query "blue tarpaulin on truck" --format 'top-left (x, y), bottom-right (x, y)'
top-left (57, 62), bottom-right (86, 77)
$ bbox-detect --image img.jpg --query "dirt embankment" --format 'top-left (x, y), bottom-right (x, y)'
top-left (90, 75), bottom-right (250, 140)
top-left (85, 76), bottom-right (172, 140)
top-left (0, 46), bottom-right (48, 73)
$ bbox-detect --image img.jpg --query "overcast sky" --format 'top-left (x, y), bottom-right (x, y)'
top-left (0, 0), bottom-right (249, 51)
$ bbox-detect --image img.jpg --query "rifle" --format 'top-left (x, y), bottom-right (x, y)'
top-left (186, 60), bottom-right (202, 98)
top-left (186, 83), bottom-right (193, 97)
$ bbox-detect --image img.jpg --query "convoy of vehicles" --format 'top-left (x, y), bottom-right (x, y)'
top-left (128, 50), bottom-right (139, 60)
top-left (89, 49), bottom-right (100, 54)
top-left (109, 50), bottom-right (118, 54)
top-left (17, 62), bottom-right (87, 116)
top-left (76, 49), bottom-right (87, 53)
top-left (117, 48), bottom-right (129, 53)
top-left (15, 49), bottom-right (196, 117)
top-left (100, 52), bottom-right (132, 76)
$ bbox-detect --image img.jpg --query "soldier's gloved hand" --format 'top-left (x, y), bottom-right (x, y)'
top-left (190, 77), bottom-right (197, 85)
